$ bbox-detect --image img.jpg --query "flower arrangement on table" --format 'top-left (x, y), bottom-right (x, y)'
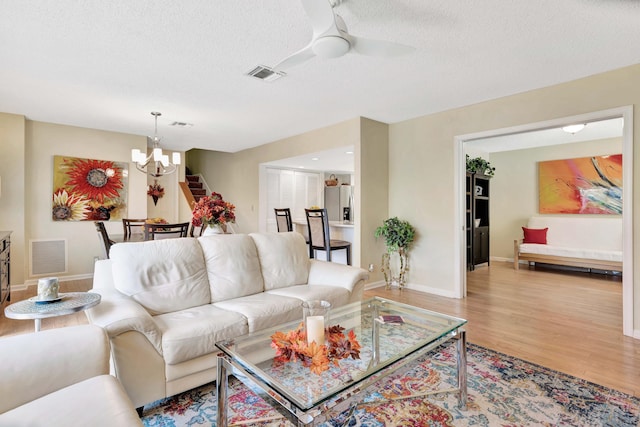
top-left (147, 180), bottom-right (165, 205)
top-left (191, 192), bottom-right (236, 231)
top-left (270, 323), bottom-right (361, 374)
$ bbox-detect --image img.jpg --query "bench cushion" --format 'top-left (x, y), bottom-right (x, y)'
top-left (527, 216), bottom-right (622, 251)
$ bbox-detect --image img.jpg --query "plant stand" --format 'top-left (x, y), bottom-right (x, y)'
top-left (381, 248), bottom-right (409, 290)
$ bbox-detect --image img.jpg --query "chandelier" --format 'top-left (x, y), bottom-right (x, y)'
top-left (131, 112), bottom-right (181, 177)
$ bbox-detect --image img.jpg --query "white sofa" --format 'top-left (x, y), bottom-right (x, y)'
top-left (514, 216), bottom-right (622, 272)
top-left (0, 325), bottom-right (142, 426)
top-left (86, 231), bottom-right (369, 409)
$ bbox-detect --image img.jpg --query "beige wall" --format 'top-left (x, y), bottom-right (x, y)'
top-left (186, 117), bottom-right (387, 269)
top-left (187, 118), bottom-right (363, 233)
top-left (0, 113), bottom-right (26, 284)
top-left (26, 121), bottom-right (149, 280)
top-left (490, 138), bottom-right (623, 259)
top-left (0, 115), bottom-right (154, 284)
top-left (389, 64), bottom-right (639, 328)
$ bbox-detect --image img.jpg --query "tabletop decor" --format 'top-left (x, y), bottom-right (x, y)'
top-left (191, 192), bottom-right (236, 234)
top-left (270, 323), bottom-right (361, 374)
top-left (147, 180), bottom-right (165, 205)
top-left (375, 217), bottom-right (416, 289)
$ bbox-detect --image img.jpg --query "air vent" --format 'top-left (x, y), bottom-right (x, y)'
top-left (246, 65), bottom-right (286, 82)
top-left (169, 121), bottom-right (194, 127)
top-left (30, 239), bottom-right (67, 276)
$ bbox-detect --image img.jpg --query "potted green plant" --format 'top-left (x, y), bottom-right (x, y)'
top-left (466, 155), bottom-right (496, 177)
top-left (375, 217), bottom-right (416, 289)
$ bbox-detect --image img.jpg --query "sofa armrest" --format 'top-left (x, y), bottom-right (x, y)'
top-left (86, 289), bottom-right (163, 355)
top-left (0, 325), bottom-right (110, 414)
top-left (307, 260), bottom-right (369, 294)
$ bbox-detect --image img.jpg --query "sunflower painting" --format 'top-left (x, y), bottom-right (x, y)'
top-left (52, 156), bottom-right (128, 221)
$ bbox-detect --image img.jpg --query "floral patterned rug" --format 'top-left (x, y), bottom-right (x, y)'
top-left (141, 343), bottom-right (639, 426)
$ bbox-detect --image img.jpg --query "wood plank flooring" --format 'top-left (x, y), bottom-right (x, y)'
top-left (365, 262), bottom-right (639, 397)
top-left (1, 261), bottom-right (638, 397)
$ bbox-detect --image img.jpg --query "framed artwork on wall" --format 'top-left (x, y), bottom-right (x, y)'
top-left (52, 155), bottom-right (128, 221)
top-left (538, 154), bottom-right (622, 215)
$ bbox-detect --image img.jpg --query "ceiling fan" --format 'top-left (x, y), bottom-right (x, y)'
top-left (271, 0), bottom-right (415, 71)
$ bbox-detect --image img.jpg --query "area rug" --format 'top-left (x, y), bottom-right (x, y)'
top-left (141, 343), bottom-right (639, 426)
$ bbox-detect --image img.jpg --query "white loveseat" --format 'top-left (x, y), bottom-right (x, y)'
top-left (0, 325), bottom-right (142, 426)
top-left (514, 216), bottom-right (622, 272)
top-left (86, 231), bottom-right (369, 409)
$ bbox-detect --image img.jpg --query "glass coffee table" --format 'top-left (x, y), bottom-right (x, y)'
top-left (216, 297), bottom-right (467, 426)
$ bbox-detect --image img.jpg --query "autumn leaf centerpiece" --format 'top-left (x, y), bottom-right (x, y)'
top-left (270, 323), bottom-right (361, 375)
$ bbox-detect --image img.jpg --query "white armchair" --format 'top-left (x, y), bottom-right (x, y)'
top-left (0, 325), bottom-right (142, 426)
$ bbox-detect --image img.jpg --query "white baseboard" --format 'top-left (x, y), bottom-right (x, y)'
top-left (365, 280), bottom-right (458, 298)
top-left (11, 273), bottom-right (93, 291)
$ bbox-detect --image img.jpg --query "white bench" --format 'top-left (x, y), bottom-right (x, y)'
top-left (514, 216), bottom-right (622, 272)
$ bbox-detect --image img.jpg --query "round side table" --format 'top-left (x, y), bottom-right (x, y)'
top-left (4, 292), bottom-right (101, 332)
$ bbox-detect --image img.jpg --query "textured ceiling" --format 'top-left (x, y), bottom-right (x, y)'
top-left (1, 0), bottom-right (639, 153)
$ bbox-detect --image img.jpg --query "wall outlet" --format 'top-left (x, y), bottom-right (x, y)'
top-left (368, 263), bottom-right (374, 272)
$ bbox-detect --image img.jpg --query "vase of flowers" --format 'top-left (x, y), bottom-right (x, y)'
top-left (147, 180), bottom-right (165, 206)
top-left (191, 192), bottom-right (236, 235)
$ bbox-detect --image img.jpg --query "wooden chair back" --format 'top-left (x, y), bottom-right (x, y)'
top-left (144, 222), bottom-right (190, 240)
top-left (94, 221), bottom-right (114, 259)
top-left (274, 208), bottom-right (293, 232)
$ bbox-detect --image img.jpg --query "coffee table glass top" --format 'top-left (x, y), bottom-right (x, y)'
top-left (216, 297), bottom-right (467, 411)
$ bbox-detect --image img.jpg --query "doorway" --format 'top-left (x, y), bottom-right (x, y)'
top-left (454, 106), bottom-right (634, 337)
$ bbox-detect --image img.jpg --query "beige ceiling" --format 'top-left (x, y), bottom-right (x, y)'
top-left (1, 1), bottom-right (639, 154)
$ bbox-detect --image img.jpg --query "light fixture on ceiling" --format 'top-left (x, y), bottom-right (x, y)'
top-left (562, 124), bottom-right (586, 134)
top-left (131, 112), bottom-right (181, 177)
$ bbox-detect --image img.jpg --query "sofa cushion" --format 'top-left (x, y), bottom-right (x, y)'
top-left (0, 375), bottom-right (142, 427)
top-left (153, 305), bottom-right (248, 365)
top-left (198, 234), bottom-right (265, 302)
top-left (522, 227), bottom-right (548, 244)
top-left (213, 293), bottom-right (303, 332)
top-left (266, 285), bottom-right (351, 309)
top-left (250, 232), bottom-right (310, 291)
top-left (110, 238), bottom-right (210, 315)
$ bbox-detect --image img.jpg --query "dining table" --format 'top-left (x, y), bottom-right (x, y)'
top-left (109, 233), bottom-right (147, 243)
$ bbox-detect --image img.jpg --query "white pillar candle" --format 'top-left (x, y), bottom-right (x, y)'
top-left (306, 316), bottom-right (325, 345)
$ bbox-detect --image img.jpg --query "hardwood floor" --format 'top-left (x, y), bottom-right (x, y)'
top-left (1, 262), bottom-right (638, 397)
top-left (366, 261), bottom-right (639, 397)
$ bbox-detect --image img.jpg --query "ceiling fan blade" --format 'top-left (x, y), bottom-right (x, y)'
top-left (300, 0), bottom-right (338, 37)
top-left (350, 35), bottom-right (415, 57)
top-left (272, 43), bottom-right (316, 71)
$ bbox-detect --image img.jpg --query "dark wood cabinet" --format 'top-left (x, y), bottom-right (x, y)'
top-left (0, 231), bottom-right (10, 306)
top-left (466, 174), bottom-right (490, 270)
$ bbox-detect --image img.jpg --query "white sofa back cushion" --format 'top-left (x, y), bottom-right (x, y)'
top-left (250, 232), bottom-right (310, 290)
top-left (198, 234), bottom-right (265, 302)
top-left (527, 216), bottom-right (622, 251)
top-left (110, 238), bottom-right (211, 315)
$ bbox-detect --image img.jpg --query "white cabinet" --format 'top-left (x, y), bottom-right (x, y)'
top-left (265, 169), bottom-right (322, 232)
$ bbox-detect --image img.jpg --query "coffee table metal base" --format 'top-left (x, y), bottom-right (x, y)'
top-left (216, 330), bottom-right (467, 427)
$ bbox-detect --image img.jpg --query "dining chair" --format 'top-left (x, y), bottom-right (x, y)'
top-left (94, 221), bottom-right (115, 259)
top-left (305, 208), bottom-right (351, 265)
top-left (122, 218), bottom-right (147, 238)
top-left (189, 223), bottom-right (205, 237)
top-left (274, 208), bottom-right (293, 232)
top-left (144, 222), bottom-right (190, 240)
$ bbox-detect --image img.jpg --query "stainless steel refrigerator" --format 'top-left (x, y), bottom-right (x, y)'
top-left (324, 185), bottom-right (353, 222)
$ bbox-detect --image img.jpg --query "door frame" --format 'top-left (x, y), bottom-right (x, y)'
top-left (453, 106), bottom-right (634, 337)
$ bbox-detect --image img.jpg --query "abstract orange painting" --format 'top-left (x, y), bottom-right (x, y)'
top-left (52, 155), bottom-right (128, 221)
top-left (538, 154), bottom-right (622, 214)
